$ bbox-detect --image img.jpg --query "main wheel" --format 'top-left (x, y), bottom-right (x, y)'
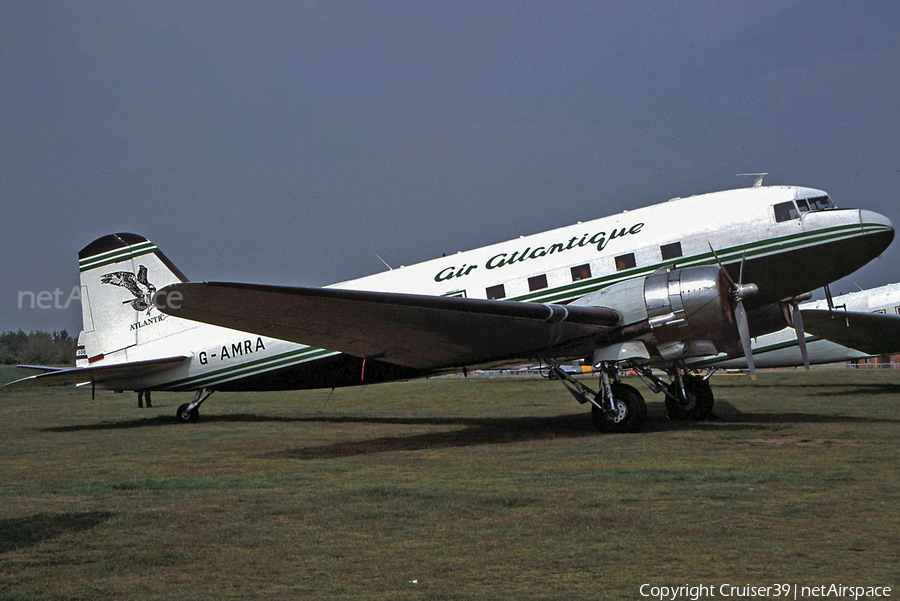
top-left (591, 383), bottom-right (646, 433)
top-left (665, 375), bottom-right (714, 420)
top-left (176, 403), bottom-right (199, 423)
top-left (690, 377), bottom-right (714, 420)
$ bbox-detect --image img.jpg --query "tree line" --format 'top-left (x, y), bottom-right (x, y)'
top-left (0, 330), bottom-right (77, 365)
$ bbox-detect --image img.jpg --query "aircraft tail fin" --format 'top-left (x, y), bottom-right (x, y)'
top-left (76, 330), bottom-right (87, 366)
top-left (78, 233), bottom-right (195, 362)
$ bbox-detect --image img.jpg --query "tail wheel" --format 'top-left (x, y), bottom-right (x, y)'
top-left (176, 403), bottom-right (199, 423)
top-left (591, 383), bottom-right (646, 433)
top-left (665, 375), bottom-right (714, 421)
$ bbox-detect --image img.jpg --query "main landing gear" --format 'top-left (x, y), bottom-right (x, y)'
top-left (628, 362), bottom-right (715, 421)
top-left (545, 359), bottom-right (646, 433)
top-left (176, 388), bottom-right (215, 423)
top-left (546, 359), bottom-right (715, 433)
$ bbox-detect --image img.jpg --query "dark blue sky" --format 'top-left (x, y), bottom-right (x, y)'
top-left (2, 1), bottom-right (899, 333)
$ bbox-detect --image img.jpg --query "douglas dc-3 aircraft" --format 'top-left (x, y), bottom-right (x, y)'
top-left (696, 282), bottom-right (900, 370)
top-left (6, 181), bottom-right (896, 433)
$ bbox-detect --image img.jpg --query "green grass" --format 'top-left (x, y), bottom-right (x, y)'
top-left (0, 366), bottom-right (898, 599)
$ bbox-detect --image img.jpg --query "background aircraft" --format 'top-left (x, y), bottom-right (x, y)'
top-left (6, 183), bottom-right (895, 433)
top-left (695, 282), bottom-right (900, 370)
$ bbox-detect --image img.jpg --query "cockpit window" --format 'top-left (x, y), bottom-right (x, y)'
top-left (807, 195), bottom-right (836, 211)
top-left (774, 196), bottom-right (836, 222)
top-left (774, 201), bottom-right (800, 222)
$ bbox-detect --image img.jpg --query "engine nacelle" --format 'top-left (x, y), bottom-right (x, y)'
top-left (573, 266), bottom-right (739, 361)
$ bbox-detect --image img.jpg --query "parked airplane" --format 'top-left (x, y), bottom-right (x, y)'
top-left (6, 182), bottom-right (895, 433)
top-left (695, 282), bottom-right (900, 369)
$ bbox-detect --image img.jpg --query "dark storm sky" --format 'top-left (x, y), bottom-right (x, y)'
top-left (2, 0), bottom-right (899, 332)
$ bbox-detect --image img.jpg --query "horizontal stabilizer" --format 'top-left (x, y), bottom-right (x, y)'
top-left (4, 356), bottom-right (190, 389)
top-left (16, 365), bottom-right (69, 373)
top-left (156, 282), bottom-right (620, 370)
top-left (800, 309), bottom-right (900, 355)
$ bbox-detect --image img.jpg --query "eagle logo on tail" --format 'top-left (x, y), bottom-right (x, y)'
top-left (100, 265), bottom-right (157, 314)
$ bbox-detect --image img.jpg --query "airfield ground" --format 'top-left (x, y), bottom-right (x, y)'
top-left (0, 366), bottom-right (897, 599)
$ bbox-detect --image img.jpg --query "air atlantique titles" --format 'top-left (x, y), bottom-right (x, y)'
top-left (434, 222), bottom-right (645, 283)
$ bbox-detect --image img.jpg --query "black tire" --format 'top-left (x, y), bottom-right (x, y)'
top-left (591, 383), bottom-right (646, 433)
top-left (691, 377), bottom-right (715, 420)
top-left (665, 375), bottom-right (714, 421)
top-left (176, 403), bottom-right (199, 423)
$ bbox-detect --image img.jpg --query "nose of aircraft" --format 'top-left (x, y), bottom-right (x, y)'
top-left (860, 209), bottom-right (894, 228)
top-left (859, 209), bottom-right (895, 254)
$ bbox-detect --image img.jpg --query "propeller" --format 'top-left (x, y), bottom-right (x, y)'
top-left (783, 293), bottom-right (813, 370)
top-left (709, 244), bottom-right (759, 378)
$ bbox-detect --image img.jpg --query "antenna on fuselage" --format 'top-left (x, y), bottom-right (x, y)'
top-left (375, 253), bottom-right (393, 271)
top-left (736, 173), bottom-right (768, 187)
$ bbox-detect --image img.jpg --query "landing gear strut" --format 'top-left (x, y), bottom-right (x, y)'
top-left (176, 388), bottom-right (215, 423)
top-left (665, 371), bottom-right (714, 420)
top-left (545, 359), bottom-right (646, 433)
top-left (627, 362), bottom-right (715, 421)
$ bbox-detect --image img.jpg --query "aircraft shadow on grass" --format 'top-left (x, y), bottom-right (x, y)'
top-left (41, 402), bottom-right (898, 459)
top-left (0, 511), bottom-right (113, 555)
top-left (723, 382), bottom-right (900, 394)
top-left (263, 406), bottom-right (900, 460)
top-left (807, 383), bottom-right (900, 397)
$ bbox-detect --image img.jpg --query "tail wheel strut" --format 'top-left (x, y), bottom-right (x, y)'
top-left (176, 388), bottom-right (215, 423)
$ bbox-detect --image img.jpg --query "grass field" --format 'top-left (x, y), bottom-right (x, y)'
top-left (1, 366), bottom-right (898, 599)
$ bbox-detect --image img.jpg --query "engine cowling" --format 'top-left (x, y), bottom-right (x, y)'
top-left (573, 266), bottom-right (756, 361)
top-left (641, 266), bottom-right (736, 359)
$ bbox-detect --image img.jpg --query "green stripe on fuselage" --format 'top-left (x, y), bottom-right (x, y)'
top-left (510, 223), bottom-right (884, 304)
top-left (158, 346), bottom-right (340, 390)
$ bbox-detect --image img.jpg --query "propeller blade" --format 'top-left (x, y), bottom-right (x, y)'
top-left (710, 242), bottom-right (762, 379)
top-left (734, 299), bottom-right (756, 379)
top-left (791, 303), bottom-right (810, 370)
top-left (707, 243), bottom-right (736, 287)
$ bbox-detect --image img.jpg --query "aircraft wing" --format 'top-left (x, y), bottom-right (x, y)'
top-left (800, 309), bottom-right (900, 355)
top-left (4, 356), bottom-right (191, 389)
top-left (156, 282), bottom-right (620, 370)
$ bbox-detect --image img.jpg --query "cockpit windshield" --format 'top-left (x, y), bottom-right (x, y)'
top-left (807, 195), bottom-right (836, 211)
top-left (773, 196), bottom-right (837, 223)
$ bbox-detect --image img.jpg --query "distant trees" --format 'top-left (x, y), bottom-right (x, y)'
top-left (0, 330), bottom-right (77, 365)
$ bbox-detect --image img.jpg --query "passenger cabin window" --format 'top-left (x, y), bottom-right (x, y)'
top-left (873, 309), bottom-right (886, 314)
top-left (661, 242), bottom-right (682, 260)
top-left (571, 264), bottom-right (592, 281)
top-left (528, 274), bottom-right (548, 291)
top-left (895, 306), bottom-right (900, 315)
top-left (615, 253), bottom-right (636, 271)
top-left (486, 284), bottom-right (506, 300)
top-left (444, 290), bottom-right (467, 298)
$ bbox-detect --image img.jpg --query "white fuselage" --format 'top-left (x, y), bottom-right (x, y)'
top-left (97, 185), bottom-right (892, 391)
